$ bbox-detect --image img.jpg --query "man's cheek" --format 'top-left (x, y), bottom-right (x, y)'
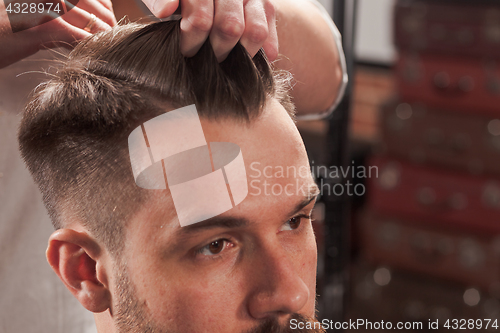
top-left (301, 226), bottom-right (319, 270)
top-left (284, 227), bottom-right (318, 277)
top-left (303, 232), bottom-right (319, 312)
top-left (148, 281), bottom-right (225, 329)
top-left (306, 241), bottom-right (318, 281)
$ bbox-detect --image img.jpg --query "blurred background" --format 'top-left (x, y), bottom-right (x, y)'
top-left (2, 0), bottom-right (500, 332)
top-left (297, 0), bottom-right (500, 332)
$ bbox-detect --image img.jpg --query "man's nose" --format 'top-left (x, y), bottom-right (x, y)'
top-left (246, 241), bottom-right (310, 319)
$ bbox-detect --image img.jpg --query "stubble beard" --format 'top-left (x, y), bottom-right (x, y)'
top-left (113, 266), bottom-right (325, 333)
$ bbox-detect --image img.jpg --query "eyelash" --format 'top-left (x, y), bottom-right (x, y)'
top-left (195, 237), bottom-right (235, 259)
top-left (281, 214), bottom-right (313, 232)
top-left (195, 213), bottom-right (313, 259)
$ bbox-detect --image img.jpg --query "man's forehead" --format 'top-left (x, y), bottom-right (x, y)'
top-left (136, 178), bottom-right (319, 238)
top-left (127, 100), bottom-right (311, 235)
top-left (126, 182), bottom-right (319, 248)
top-left (169, 190), bottom-right (319, 245)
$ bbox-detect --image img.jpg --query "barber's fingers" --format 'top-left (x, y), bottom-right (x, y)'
top-left (34, 2), bottom-right (114, 51)
top-left (151, 0), bottom-right (276, 61)
top-left (261, 0), bottom-right (277, 61)
top-left (239, 0), bottom-right (276, 60)
top-left (209, 0), bottom-right (244, 62)
top-left (66, 0), bottom-right (117, 27)
top-left (37, 14), bottom-right (90, 48)
top-left (62, 5), bottom-right (113, 33)
top-left (179, 0), bottom-right (214, 57)
top-left (95, 0), bottom-right (114, 12)
top-left (142, 0), bottom-right (180, 18)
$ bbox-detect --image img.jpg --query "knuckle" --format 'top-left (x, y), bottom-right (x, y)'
top-left (189, 11), bottom-right (213, 33)
top-left (246, 23), bottom-right (268, 44)
top-left (216, 18), bottom-right (245, 40)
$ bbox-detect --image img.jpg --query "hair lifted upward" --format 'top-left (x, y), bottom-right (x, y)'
top-left (18, 20), bottom-right (294, 255)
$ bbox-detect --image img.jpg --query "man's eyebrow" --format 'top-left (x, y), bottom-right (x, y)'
top-left (288, 183), bottom-right (320, 217)
top-left (174, 183), bottom-right (319, 236)
top-left (177, 216), bottom-right (250, 235)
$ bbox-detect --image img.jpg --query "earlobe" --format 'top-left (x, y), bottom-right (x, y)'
top-left (47, 229), bottom-right (111, 313)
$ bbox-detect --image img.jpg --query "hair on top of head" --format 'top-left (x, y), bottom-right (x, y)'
top-left (18, 20), bottom-right (294, 255)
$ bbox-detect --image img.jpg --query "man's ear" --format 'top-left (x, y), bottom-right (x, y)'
top-left (46, 229), bottom-right (111, 313)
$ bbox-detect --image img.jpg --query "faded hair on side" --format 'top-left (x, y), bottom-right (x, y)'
top-left (18, 20), bottom-right (294, 255)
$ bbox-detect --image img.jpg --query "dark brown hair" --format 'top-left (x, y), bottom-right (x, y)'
top-left (18, 20), bottom-right (293, 255)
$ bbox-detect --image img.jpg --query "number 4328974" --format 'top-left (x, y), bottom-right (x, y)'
top-left (444, 319), bottom-right (498, 330)
top-left (5, 2), bottom-right (62, 14)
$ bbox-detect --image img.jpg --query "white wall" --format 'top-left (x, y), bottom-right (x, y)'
top-left (354, 0), bottom-right (397, 64)
top-left (318, 0), bottom-right (396, 65)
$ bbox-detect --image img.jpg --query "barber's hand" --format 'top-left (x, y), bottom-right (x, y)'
top-left (0, 0), bottom-right (116, 68)
top-left (34, 0), bottom-right (117, 49)
top-left (142, 0), bottom-right (278, 62)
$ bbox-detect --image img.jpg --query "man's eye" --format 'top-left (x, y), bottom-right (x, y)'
top-left (198, 239), bottom-right (229, 256)
top-left (281, 215), bottom-right (309, 231)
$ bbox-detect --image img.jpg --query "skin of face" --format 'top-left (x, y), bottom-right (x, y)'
top-left (94, 98), bottom-right (320, 332)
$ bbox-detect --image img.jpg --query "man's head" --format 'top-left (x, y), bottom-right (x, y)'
top-left (18, 21), bottom-right (323, 332)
